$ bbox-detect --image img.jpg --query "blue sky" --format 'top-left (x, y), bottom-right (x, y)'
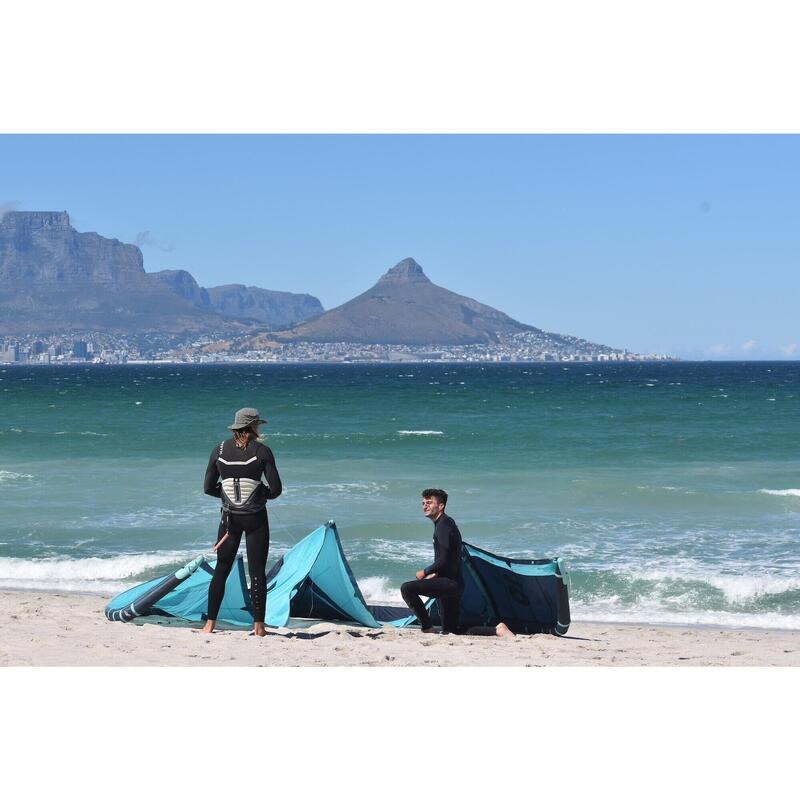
top-left (1, 134), bottom-right (798, 359)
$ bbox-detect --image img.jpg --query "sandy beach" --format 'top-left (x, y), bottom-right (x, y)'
top-left (0, 590), bottom-right (797, 666)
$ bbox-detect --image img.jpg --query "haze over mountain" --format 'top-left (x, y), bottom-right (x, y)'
top-left (204, 284), bottom-right (322, 327)
top-left (150, 269), bottom-right (323, 326)
top-left (0, 211), bottom-right (322, 335)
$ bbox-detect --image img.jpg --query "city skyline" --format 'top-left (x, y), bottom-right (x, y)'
top-left (2, 135), bottom-right (799, 360)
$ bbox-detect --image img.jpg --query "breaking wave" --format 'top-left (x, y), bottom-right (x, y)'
top-left (53, 431), bottom-right (110, 437)
top-left (357, 575), bottom-right (399, 603)
top-left (759, 488), bottom-right (800, 497)
top-left (570, 600), bottom-right (800, 630)
top-left (611, 567), bottom-right (800, 602)
top-left (0, 470), bottom-right (33, 483)
top-left (397, 430), bottom-right (444, 436)
top-left (0, 551), bottom-right (195, 594)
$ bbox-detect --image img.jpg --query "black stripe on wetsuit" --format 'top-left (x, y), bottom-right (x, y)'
top-left (401, 512), bottom-right (464, 632)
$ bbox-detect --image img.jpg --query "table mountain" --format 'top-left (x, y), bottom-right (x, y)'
top-left (0, 211), bottom-right (322, 335)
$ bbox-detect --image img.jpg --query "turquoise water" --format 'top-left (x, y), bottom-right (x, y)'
top-left (2, 362), bottom-right (799, 628)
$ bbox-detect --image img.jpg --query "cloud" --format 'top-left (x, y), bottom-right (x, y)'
top-left (135, 230), bottom-right (175, 252)
top-left (0, 200), bottom-right (22, 220)
top-left (779, 343), bottom-right (797, 357)
top-left (740, 339), bottom-right (757, 353)
top-left (707, 343), bottom-right (729, 356)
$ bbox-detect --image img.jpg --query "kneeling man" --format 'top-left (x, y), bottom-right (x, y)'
top-left (401, 488), bottom-right (464, 634)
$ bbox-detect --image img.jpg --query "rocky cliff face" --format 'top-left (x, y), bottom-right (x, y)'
top-left (205, 284), bottom-right (323, 328)
top-left (0, 210), bottom-right (324, 335)
top-left (375, 257), bottom-right (431, 284)
top-left (0, 211), bottom-right (145, 285)
top-left (0, 212), bottom-right (231, 334)
top-left (150, 269), bottom-right (211, 308)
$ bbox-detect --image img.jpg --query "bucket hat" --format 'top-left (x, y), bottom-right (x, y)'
top-left (228, 407), bottom-right (268, 430)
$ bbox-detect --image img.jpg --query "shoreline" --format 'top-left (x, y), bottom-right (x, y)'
top-left (1, 586), bottom-right (797, 635)
top-left (2, 358), bottom-right (676, 366)
top-left (2, 590), bottom-right (797, 666)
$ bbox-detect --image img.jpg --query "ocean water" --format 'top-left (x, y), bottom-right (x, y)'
top-left (2, 361), bottom-right (799, 629)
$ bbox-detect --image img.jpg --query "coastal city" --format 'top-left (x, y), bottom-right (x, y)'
top-left (0, 330), bottom-right (675, 365)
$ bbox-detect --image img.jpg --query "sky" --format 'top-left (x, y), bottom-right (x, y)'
top-left (1, 134), bottom-right (798, 359)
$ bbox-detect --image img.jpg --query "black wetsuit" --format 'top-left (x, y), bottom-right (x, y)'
top-left (401, 512), bottom-right (464, 633)
top-left (203, 439), bottom-right (282, 624)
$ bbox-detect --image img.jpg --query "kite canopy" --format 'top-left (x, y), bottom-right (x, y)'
top-left (264, 522), bottom-right (419, 627)
top-left (458, 543), bottom-right (570, 635)
top-left (105, 553), bottom-right (253, 626)
top-left (105, 521), bottom-right (570, 634)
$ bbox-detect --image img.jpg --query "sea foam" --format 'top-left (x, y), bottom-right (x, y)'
top-left (759, 488), bottom-right (800, 497)
top-left (53, 430), bottom-right (110, 437)
top-left (0, 470), bottom-right (33, 483)
top-left (570, 599), bottom-right (800, 630)
top-left (346, 539), bottom-right (432, 563)
top-left (0, 551), bottom-right (194, 593)
top-left (397, 430), bottom-right (444, 436)
top-left (616, 566), bottom-right (800, 602)
top-left (357, 575), bottom-right (399, 603)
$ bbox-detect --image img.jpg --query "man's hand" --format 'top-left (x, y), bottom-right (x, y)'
top-left (415, 569), bottom-right (425, 580)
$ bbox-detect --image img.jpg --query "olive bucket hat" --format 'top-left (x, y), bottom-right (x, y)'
top-left (228, 407), bottom-right (268, 430)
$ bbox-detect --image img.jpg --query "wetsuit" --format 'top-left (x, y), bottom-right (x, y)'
top-left (401, 512), bottom-right (464, 633)
top-left (203, 438), bottom-right (282, 624)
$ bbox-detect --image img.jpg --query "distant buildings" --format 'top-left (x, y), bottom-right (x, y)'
top-left (0, 331), bottom-right (676, 365)
top-left (0, 343), bottom-right (20, 363)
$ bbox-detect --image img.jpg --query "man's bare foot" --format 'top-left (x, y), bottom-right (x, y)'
top-left (252, 622), bottom-right (267, 637)
top-left (495, 622), bottom-right (516, 638)
top-left (199, 620), bottom-right (216, 634)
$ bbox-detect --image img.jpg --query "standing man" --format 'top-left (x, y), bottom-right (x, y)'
top-left (401, 488), bottom-right (464, 634)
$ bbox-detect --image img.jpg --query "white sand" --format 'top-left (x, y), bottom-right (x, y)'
top-left (1, 590), bottom-right (798, 666)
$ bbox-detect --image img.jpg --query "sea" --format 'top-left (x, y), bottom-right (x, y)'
top-left (1, 361), bottom-right (799, 630)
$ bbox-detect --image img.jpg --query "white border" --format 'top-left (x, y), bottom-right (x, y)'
top-left (2, 668), bottom-right (797, 797)
top-left (2, 3), bottom-right (798, 795)
top-left (2, 1), bottom-right (800, 133)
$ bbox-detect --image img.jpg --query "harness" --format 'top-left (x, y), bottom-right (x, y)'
top-left (217, 440), bottom-right (266, 516)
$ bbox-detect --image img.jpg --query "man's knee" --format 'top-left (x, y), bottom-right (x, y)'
top-left (400, 581), bottom-right (416, 602)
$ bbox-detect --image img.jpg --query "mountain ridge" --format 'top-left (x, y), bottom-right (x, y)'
top-left (0, 211), bottom-right (323, 335)
top-left (0, 211), bottom-right (622, 356)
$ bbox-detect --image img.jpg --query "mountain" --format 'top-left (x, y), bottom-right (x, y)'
top-left (1, 211), bottom-right (143, 285)
top-left (205, 284), bottom-right (323, 327)
top-left (273, 257), bottom-right (537, 345)
top-left (149, 273), bottom-right (322, 328)
top-left (0, 211), bottom-right (322, 335)
top-left (150, 269), bottom-right (211, 308)
top-left (0, 211), bottom-right (224, 335)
